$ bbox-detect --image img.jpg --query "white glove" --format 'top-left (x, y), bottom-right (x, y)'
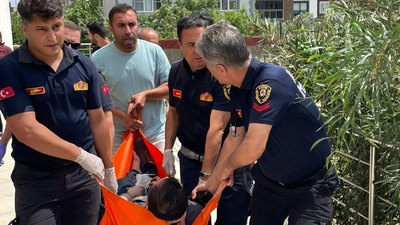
top-left (104, 167), bottom-right (118, 193)
top-left (198, 177), bottom-right (206, 186)
top-left (162, 149), bottom-right (175, 176)
top-left (74, 148), bottom-right (105, 180)
top-left (135, 174), bottom-right (152, 188)
top-left (0, 142), bottom-right (6, 164)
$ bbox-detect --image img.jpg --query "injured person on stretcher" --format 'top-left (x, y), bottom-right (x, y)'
top-left (117, 137), bottom-right (211, 225)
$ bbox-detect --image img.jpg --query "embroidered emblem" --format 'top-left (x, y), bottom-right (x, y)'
top-left (236, 109), bottom-right (242, 118)
top-left (74, 81), bottom-right (88, 91)
top-left (200, 92), bottom-right (213, 102)
top-left (0, 87), bottom-right (15, 101)
top-left (102, 85), bottom-right (109, 94)
top-left (173, 89), bottom-right (182, 98)
top-left (26, 86), bottom-right (45, 95)
top-left (255, 84), bottom-right (272, 104)
top-left (253, 102), bottom-right (270, 112)
top-left (223, 84), bottom-right (231, 100)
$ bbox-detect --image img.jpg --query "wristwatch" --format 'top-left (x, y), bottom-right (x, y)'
top-left (199, 171), bottom-right (211, 178)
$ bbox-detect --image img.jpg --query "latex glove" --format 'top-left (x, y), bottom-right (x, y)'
top-left (104, 167), bottom-right (118, 193)
top-left (135, 174), bottom-right (152, 188)
top-left (162, 149), bottom-right (175, 176)
top-left (0, 142), bottom-right (6, 165)
top-left (74, 148), bottom-right (105, 180)
top-left (198, 177), bottom-right (206, 186)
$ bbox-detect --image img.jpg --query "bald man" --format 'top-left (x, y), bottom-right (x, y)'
top-left (138, 27), bottom-right (159, 45)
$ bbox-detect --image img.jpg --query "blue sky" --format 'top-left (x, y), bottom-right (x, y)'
top-left (9, 0), bottom-right (19, 7)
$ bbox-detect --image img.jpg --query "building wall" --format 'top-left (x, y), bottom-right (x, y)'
top-left (0, 0), bottom-right (13, 48)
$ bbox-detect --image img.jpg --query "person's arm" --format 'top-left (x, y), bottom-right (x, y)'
top-left (0, 124), bottom-right (12, 145)
top-left (110, 107), bottom-right (143, 132)
top-left (200, 110), bottom-right (231, 180)
top-left (87, 108), bottom-right (113, 168)
top-left (104, 110), bottom-right (115, 146)
top-left (165, 106), bottom-right (179, 149)
top-left (162, 106), bottom-right (179, 176)
top-left (6, 112), bottom-right (81, 160)
top-left (193, 123), bottom-right (270, 196)
top-left (128, 82), bottom-right (169, 116)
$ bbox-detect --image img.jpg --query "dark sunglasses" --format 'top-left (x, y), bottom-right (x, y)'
top-left (64, 40), bottom-right (81, 50)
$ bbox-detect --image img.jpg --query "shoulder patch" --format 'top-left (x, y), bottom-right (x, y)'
top-left (102, 84), bottom-right (109, 94)
top-left (0, 87), bottom-right (15, 100)
top-left (173, 89), bottom-right (182, 98)
top-left (255, 84), bottom-right (272, 104)
top-left (223, 84), bottom-right (231, 100)
top-left (74, 81), bottom-right (88, 91)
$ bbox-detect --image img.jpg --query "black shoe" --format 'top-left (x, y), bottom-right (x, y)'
top-left (134, 137), bottom-right (157, 174)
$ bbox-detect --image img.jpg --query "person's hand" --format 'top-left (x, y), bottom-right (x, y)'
top-left (104, 167), bottom-right (118, 193)
top-left (74, 148), bottom-right (105, 181)
top-left (128, 92), bottom-right (147, 116)
top-left (162, 149), bottom-right (175, 176)
top-left (149, 176), bottom-right (161, 186)
top-left (192, 172), bottom-right (233, 199)
top-left (121, 112), bottom-right (143, 132)
top-left (0, 142), bottom-right (6, 165)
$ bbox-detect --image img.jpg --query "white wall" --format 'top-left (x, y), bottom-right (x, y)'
top-left (0, 0), bottom-right (14, 47)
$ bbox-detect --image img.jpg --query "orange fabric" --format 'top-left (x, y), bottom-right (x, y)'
top-left (192, 180), bottom-right (228, 225)
top-left (113, 130), bottom-right (167, 179)
top-left (99, 184), bottom-right (169, 225)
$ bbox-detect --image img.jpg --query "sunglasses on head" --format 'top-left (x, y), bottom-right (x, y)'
top-left (64, 40), bottom-right (81, 50)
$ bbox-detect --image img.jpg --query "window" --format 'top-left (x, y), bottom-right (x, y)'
top-left (319, 1), bottom-right (330, 14)
top-left (117, 0), bottom-right (162, 12)
top-left (255, 0), bottom-right (283, 19)
top-left (293, 2), bottom-right (308, 16)
top-left (217, 0), bottom-right (239, 10)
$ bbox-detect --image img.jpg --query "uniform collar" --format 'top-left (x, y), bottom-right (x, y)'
top-left (240, 57), bottom-right (261, 90)
top-left (18, 41), bottom-right (78, 65)
top-left (182, 57), bottom-right (208, 75)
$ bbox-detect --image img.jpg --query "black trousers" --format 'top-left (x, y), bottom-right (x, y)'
top-left (178, 151), bottom-right (252, 225)
top-left (250, 163), bottom-right (338, 225)
top-left (11, 162), bottom-right (101, 225)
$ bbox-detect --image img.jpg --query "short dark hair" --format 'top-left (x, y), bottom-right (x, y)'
top-left (147, 178), bottom-right (187, 221)
top-left (64, 20), bottom-right (80, 31)
top-left (177, 11), bottom-right (214, 43)
top-left (108, 3), bottom-right (137, 26)
top-left (18, 0), bottom-right (63, 24)
top-left (87, 21), bottom-right (107, 39)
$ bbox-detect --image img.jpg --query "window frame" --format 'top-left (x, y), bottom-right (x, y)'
top-left (293, 1), bottom-right (309, 16)
top-left (255, 0), bottom-right (284, 19)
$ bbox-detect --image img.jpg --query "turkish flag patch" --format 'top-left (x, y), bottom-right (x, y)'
top-left (0, 86), bottom-right (15, 101)
top-left (102, 84), bottom-right (109, 94)
top-left (253, 102), bottom-right (270, 112)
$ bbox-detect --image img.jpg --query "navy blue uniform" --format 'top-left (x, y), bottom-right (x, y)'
top-left (0, 42), bottom-right (105, 225)
top-left (230, 58), bottom-right (338, 225)
top-left (168, 58), bottom-right (252, 225)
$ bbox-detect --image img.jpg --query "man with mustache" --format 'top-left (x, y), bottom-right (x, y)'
top-left (92, 3), bottom-right (170, 154)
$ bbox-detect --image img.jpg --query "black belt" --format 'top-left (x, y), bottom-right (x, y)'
top-left (277, 163), bottom-right (333, 188)
top-left (180, 145), bottom-right (204, 162)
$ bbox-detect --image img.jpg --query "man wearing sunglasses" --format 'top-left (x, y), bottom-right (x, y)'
top-left (64, 20), bottom-right (81, 50)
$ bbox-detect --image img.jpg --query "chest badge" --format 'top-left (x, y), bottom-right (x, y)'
top-left (223, 84), bottom-right (231, 100)
top-left (236, 109), bottom-right (242, 118)
top-left (26, 86), bottom-right (45, 95)
top-left (74, 81), bottom-right (88, 91)
top-left (255, 84), bottom-right (272, 104)
top-left (173, 89), bottom-right (182, 98)
top-left (200, 92), bottom-right (213, 102)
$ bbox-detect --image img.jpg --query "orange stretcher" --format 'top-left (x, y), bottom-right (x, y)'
top-left (100, 130), bottom-right (227, 225)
